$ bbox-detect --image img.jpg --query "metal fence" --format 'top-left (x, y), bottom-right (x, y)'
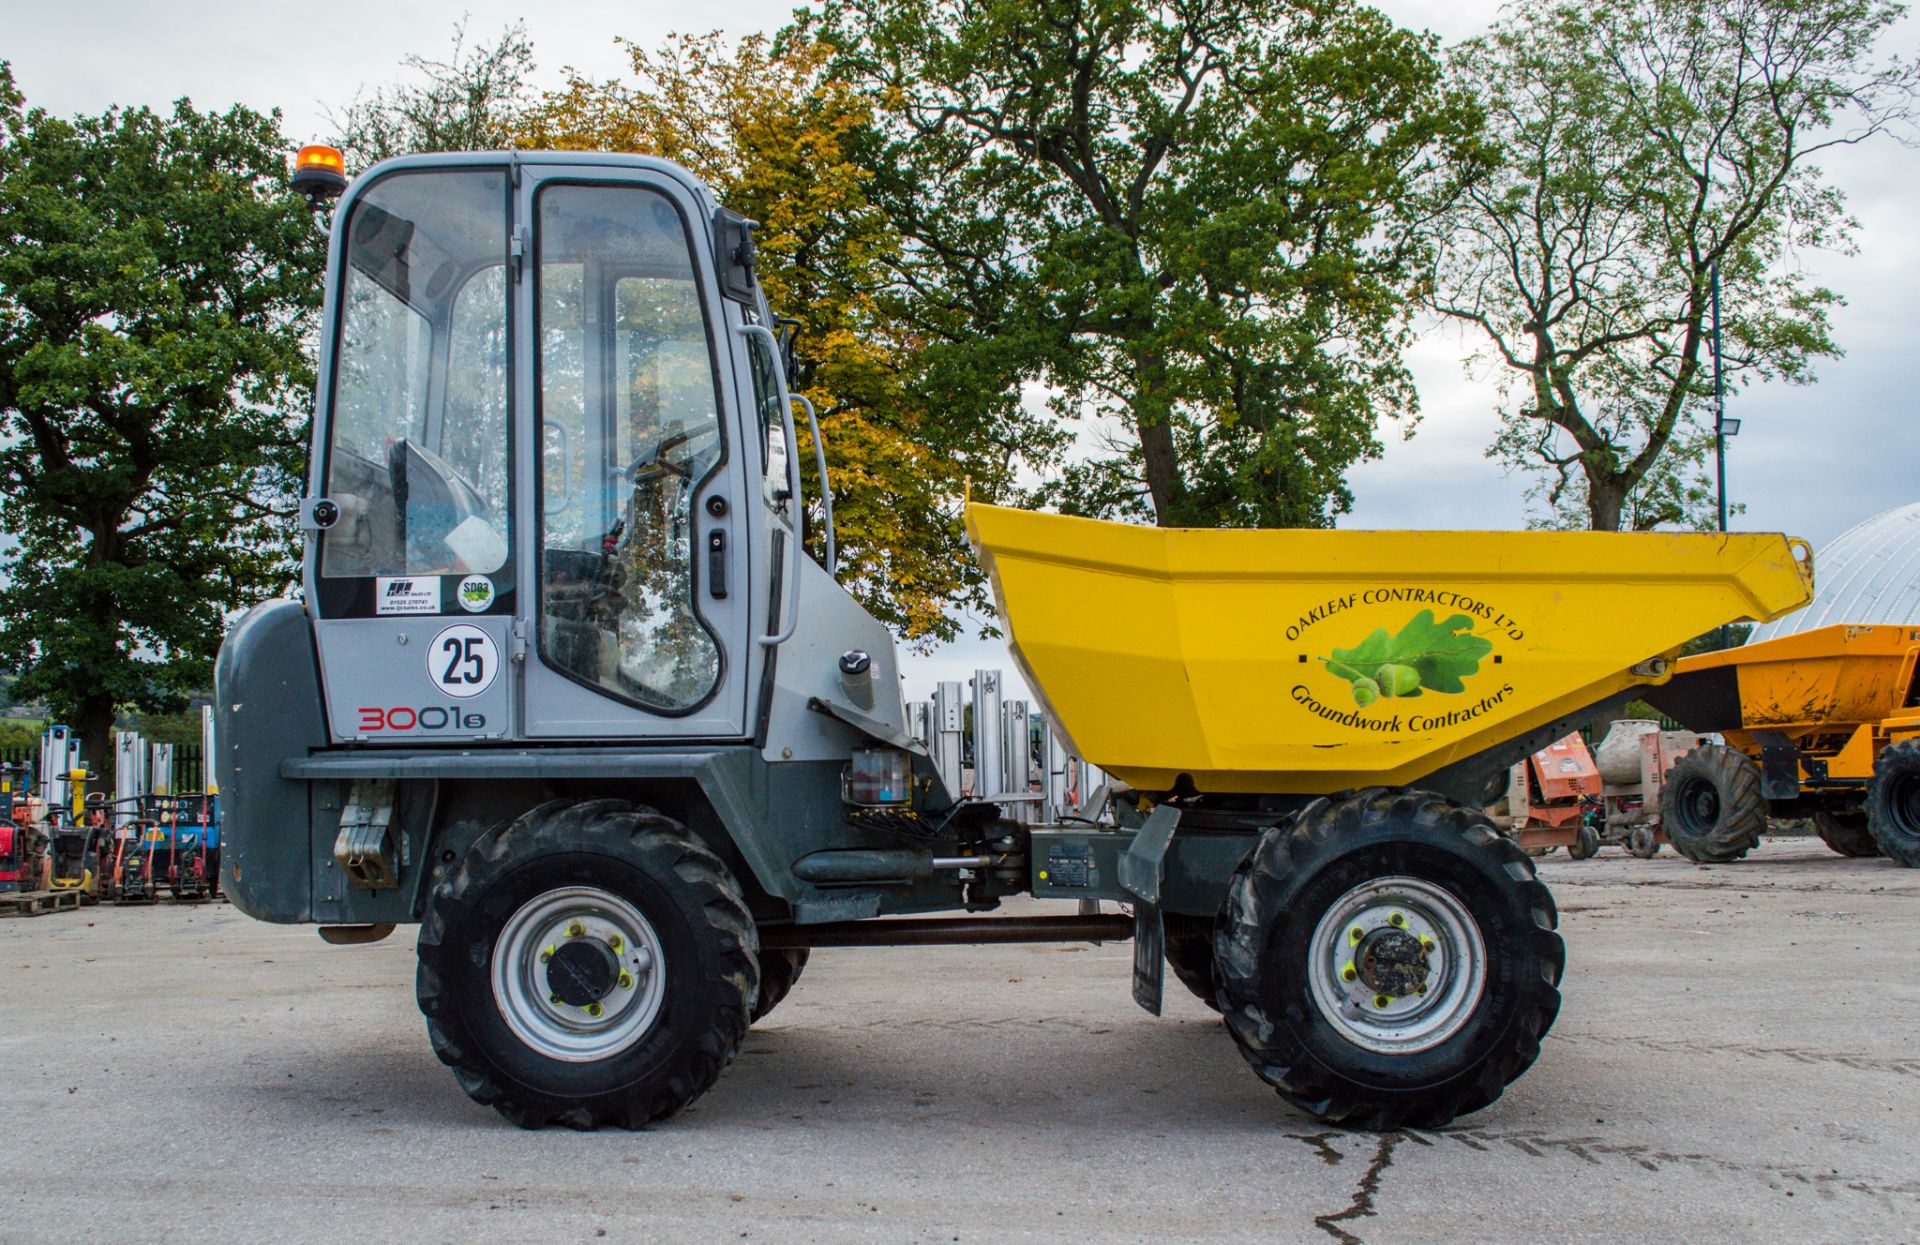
top-left (0, 710), bottom-right (214, 813)
top-left (905, 671), bottom-right (1108, 822)
top-left (6, 691), bottom-right (1092, 820)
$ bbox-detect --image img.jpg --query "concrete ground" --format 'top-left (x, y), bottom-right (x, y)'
top-left (1, 835), bottom-right (1915, 1245)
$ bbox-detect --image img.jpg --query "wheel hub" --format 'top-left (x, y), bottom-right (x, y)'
top-left (547, 938), bottom-right (620, 1007)
top-left (1308, 876), bottom-right (1488, 1054)
top-left (1356, 927), bottom-right (1429, 997)
top-left (1684, 781), bottom-right (1719, 828)
top-left (490, 886), bottom-right (668, 1062)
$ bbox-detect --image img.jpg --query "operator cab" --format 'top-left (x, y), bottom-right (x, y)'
top-left (300, 153), bottom-right (812, 745)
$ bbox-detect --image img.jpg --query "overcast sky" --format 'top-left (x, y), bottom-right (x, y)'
top-left (6, 0), bottom-right (1915, 702)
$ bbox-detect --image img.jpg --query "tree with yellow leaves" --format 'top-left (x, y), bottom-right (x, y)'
top-left (521, 33), bottom-right (1018, 646)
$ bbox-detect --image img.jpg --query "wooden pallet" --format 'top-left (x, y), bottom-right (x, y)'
top-left (0, 888), bottom-right (83, 917)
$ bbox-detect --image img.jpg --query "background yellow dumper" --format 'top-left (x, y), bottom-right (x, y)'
top-left (1645, 624), bottom-right (1920, 864)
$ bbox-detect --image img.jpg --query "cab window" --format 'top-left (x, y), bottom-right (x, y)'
top-left (535, 184), bottom-right (725, 714)
top-left (320, 170), bottom-right (510, 584)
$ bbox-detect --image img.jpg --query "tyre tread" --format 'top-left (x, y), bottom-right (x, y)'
top-left (415, 800), bottom-right (757, 1130)
top-left (1659, 745), bottom-right (1765, 863)
top-left (1215, 787), bottom-right (1564, 1131)
top-left (1866, 740), bottom-right (1920, 867)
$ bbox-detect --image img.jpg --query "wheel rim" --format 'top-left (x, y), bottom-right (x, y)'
top-left (1890, 771), bottom-right (1920, 837)
top-left (1677, 777), bottom-right (1719, 835)
top-left (491, 885), bottom-right (668, 1062)
top-left (1307, 876), bottom-right (1488, 1055)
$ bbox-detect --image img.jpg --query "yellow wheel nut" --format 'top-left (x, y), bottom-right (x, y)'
top-left (618, 973), bottom-right (633, 990)
top-left (1342, 963), bottom-right (1358, 982)
top-left (586, 1002), bottom-right (603, 1018)
top-left (567, 921), bottom-right (584, 938)
top-left (540, 946), bottom-right (554, 964)
top-left (1349, 926), bottom-right (1365, 944)
top-left (1374, 994), bottom-right (1392, 1009)
top-left (608, 934), bottom-right (623, 952)
top-left (1389, 912), bottom-right (1406, 928)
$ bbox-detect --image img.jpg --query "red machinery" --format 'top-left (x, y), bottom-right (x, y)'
top-left (1491, 733), bottom-right (1602, 855)
top-left (1490, 722), bottom-right (1705, 859)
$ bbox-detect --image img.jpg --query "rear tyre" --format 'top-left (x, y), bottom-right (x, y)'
top-left (1659, 745), bottom-right (1764, 863)
top-left (1163, 912), bottom-right (1224, 1012)
top-left (417, 799), bottom-right (758, 1129)
top-left (1216, 788), bottom-right (1563, 1131)
top-left (751, 949), bottom-right (809, 1023)
top-left (1568, 825), bottom-right (1599, 860)
top-left (1627, 825), bottom-right (1661, 859)
top-left (1812, 808), bottom-right (1880, 858)
top-left (1865, 741), bottom-right (1920, 867)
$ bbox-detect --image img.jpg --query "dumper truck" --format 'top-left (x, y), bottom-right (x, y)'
top-left (213, 146), bottom-right (1814, 1132)
top-left (1643, 623), bottom-right (1920, 864)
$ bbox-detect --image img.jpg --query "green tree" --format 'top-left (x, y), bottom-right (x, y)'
top-left (1428, 0), bottom-right (1917, 531)
top-left (805, 0), bottom-right (1474, 528)
top-left (0, 64), bottom-right (324, 777)
top-left (328, 21), bottom-right (537, 168)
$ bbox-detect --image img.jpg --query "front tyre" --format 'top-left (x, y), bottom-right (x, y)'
top-left (1865, 741), bottom-right (1920, 867)
top-left (1660, 745), bottom-right (1764, 863)
top-left (1216, 789), bottom-right (1563, 1131)
top-left (417, 799), bottom-right (758, 1129)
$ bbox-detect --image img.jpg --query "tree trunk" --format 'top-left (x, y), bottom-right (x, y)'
top-left (1585, 471), bottom-right (1627, 532)
top-left (1130, 346), bottom-right (1185, 526)
top-left (73, 697), bottom-right (118, 799)
top-left (1138, 418), bottom-right (1182, 526)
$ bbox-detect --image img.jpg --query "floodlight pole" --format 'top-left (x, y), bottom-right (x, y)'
top-left (1712, 259), bottom-right (1727, 533)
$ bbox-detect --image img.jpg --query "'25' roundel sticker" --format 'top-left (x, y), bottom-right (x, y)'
top-left (429, 623), bottom-right (499, 699)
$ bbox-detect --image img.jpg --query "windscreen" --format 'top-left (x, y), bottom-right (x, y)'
top-left (320, 170), bottom-right (511, 585)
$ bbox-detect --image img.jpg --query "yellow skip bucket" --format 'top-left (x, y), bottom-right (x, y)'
top-left (967, 505), bottom-right (1814, 794)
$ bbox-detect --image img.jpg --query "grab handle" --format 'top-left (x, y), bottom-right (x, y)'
top-left (793, 393), bottom-right (836, 575)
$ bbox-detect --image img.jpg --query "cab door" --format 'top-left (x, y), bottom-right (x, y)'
top-left (307, 164), bottom-right (518, 744)
top-left (515, 169), bottom-right (752, 739)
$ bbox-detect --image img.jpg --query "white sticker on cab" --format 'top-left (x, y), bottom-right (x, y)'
top-left (376, 576), bottom-right (440, 615)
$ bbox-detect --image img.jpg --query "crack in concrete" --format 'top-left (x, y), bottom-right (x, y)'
top-left (1285, 1130), bottom-right (1348, 1167)
top-left (1308, 1132), bottom-right (1403, 1245)
top-left (1428, 1128), bottom-right (1920, 1208)
top-left (1556, 1030), bottom-right (1920, 1078)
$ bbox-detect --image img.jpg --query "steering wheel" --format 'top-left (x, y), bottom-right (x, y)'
top-left (620, 425), bottom-right (718, 487)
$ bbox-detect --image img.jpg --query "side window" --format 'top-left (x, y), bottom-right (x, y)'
top-left (536, 184), bottom-right (726, 713)
top-left (321, 170), bottom-right (510, 584)
top-left (746, 332), bottom-right (790, 515)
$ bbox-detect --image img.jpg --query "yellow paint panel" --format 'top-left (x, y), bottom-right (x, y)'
top-left (968, 505), bottom-right (1813, 794)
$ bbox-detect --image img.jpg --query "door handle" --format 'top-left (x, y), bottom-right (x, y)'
top-left (707, 529), bottom-right (728, 599)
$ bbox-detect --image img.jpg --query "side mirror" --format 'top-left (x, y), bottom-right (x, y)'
top-left (714, 208), bottom-right (759, 304)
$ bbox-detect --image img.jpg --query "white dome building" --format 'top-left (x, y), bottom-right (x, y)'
top-left (1749, 502), bottom-right (1920, 641)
